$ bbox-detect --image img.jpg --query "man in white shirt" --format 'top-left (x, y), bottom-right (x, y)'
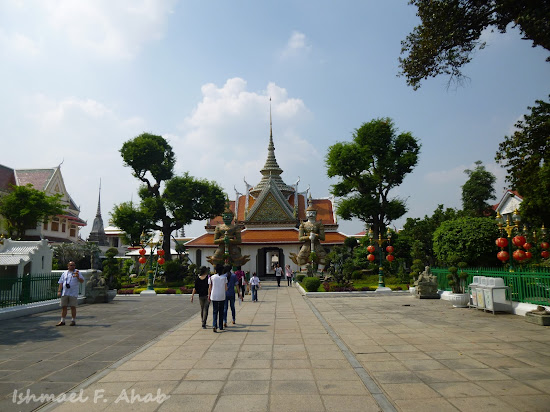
top-left (275, 263), bottom-right (283, 287)
top-left (208, 263), bottom-right (228, 332)
top-left (56, 261), bottom-right (84, 326)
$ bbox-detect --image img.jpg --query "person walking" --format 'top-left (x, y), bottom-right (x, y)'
top-left (223, 265), bottom-right (241, 327)
top-left (285, 264), bottom-right (293, 286)
top-left (249, 272), bottom-right (260, 302)
top-left (191, 266), bottom-right (210, 329)
top-left (208, 263), bottom-right (227, 333)
top-left (56, 261), bottom-right (84, 326)
top-left (275, 263), bottom-right (283, 287)
top-left (235, 266), bottom-right (246, 301)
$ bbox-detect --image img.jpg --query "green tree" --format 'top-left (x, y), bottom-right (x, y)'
top-left (461, 161), bottom-right (496, 217)
top-left (117, 133), bottom-right (226, 259)
top-left (110, 201), bottom-right (151, 246)
top-left (53, 242), bottom-right (100, 270)
top-left (495, 97), bottom-right (550, 226)
top-left (326, 118), bottom-right (421, 238)
top-left (399, 0), bottom-right (550, 90)
top-left (0, 184), bottom-right (64, 239)
top-left (102, 248), bottom-right (121, 289)
top-left (433, 217), bottom-right (500, 266)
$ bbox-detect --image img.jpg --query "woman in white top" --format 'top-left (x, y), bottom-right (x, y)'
top-left (208, 263), bottom-right (228, 332)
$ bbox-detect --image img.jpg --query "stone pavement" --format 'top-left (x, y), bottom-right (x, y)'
top-left (2, 283), bottom-right (550, 412)
top-left (0, 295), bottom-right (200, 412)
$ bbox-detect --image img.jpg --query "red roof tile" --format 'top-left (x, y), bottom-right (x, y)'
top-left (185, 229), bottom-right (347, 247)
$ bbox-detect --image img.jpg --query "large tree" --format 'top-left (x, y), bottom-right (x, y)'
top-left (461, 160), bottom-right (496, 217)
top-left (495, 97), bottom-right (550, 226)
top-left (325, 118), bottom-right (421, 238)
top-left (0, 184), bottom-right (64, 240)
top-left (396, 204), bottom-right (459, 266)
top-left (433, 217), bottom-right (499, 266)
top-left (116, 133), bottom-right (226, 259)
top-left (399, 0), bottom-right (550, 90)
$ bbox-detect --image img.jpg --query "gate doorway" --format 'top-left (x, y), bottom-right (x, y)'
top-left (256, 247), bottom-right (284, 278)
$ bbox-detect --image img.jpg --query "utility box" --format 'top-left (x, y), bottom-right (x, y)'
top-left (483, 277), bottom-right (512, 314)
top-left (468, 276), bottom-right (481, 308)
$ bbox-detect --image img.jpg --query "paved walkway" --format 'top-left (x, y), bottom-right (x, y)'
top-left (2, 283), bottom-right (550, 411)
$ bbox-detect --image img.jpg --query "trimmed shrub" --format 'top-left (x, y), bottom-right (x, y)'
top-left (156, 288), bottom-right (177, 294)
top-left (179, 287), bottom-right (192, 294)
top-left (118, 288), bottom-right (135, 295)
top-left (296, 274), bottom-right (306, 282)
top-left (322, 281), bottom-right (331, 292)
top-left (303, 277), bottom-right (321, 292)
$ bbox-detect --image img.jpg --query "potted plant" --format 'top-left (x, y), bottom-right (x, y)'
top-left (447, 262), bottom-right (470, 307)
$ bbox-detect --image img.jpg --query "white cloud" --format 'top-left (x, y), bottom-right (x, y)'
top-left (280, 31), bottom-right (311, 59)
top-left (173, 78), bottom-right (314, 197)
top-left (0, 0), bottom-right (176, 59)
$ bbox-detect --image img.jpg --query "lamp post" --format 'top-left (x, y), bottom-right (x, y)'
top-left (496, 210), bottom-right (549, 269)
top-left (367, 227), bottom-right (394, 293)
top-left (138, 231), bottom-right (165, 295)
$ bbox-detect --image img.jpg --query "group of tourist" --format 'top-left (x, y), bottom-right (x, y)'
top-left (190, 264), bottom-right (262, 332)
top-left (275, 263), bottom-right (294, 287)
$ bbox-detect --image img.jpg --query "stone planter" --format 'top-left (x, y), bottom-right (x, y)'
top-left (448, 292), bottom-right (469, 308)
top-left (107, 289), bottom-right (117, 302)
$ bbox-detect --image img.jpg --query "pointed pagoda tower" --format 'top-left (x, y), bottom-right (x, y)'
top-left (249, 101), bottom-right (295, 198)
top-left (87, 181), bottom-right (108, 246)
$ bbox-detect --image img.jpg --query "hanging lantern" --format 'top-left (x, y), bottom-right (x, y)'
top-left (367, 254), bottom-right (376, 262)
top-left (157, 257), bottom-right (165, 265)
top-left (512, 235), bottom-right (527, 247)
top-left (524, 251), bottom-right (533, 260)
top-left (512, 249), bottom-right (526, 261)
top-left (523, 243), bottom-right (532, 250)
top-left (386, 245), bottom-right (394, 254)
top-left (139, 248), bottom-right (146, 256)
top-left (541, 241), bottom-right (549, 250)
top-left (541, 250), bottom-right (550, 259)
top-left (495, 238), bottom-right (508, 248)
top-left (367, 245), bottom-right (375, 254)
top-left (386, 254), bottom-right (395, 262)
top-left (157, 249), bottom-right (165, 256)
top-left (497, 251), bottom-right (509, 262)
top-left (138, 256), bottom-right (147, 264)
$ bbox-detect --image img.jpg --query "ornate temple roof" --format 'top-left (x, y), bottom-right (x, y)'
top-left (249, 108), bottom-right (295, 197)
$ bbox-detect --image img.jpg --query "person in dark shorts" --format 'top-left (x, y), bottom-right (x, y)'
top-left (191, 266), bottom-right (210, 328)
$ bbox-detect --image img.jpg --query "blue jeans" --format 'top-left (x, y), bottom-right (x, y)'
top-left (224, 294), bottom-right (236, 323)
top-left (212, 300), bottom-right (224, 329)
top-left (251, 285), bottom-right (258, 301)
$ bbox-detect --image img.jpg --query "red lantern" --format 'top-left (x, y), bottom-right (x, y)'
top-left (138, 256), bottom-right (146, 264)
top-left (542, 250), bottom-right (550, 259)
top-left (386, 245), bottom-right (394, 253)
top-left (497, 251), bottom-right (509, 262)
top-left (367, 254), bottom-right (375, 262)
top-left (495, 238), bottom-right (508, 248)
top-left (512, 235), bottom-right (527, 247)
top-left (386, 254), bottom-right (395, 262)
top-left (524, 251), bottom-right (533, 260)
top-left (513, 249), bottom-right (526, 261)
top-left (139, 248), bottom-right (146, 256)
top-left (157, 249), bottom-right (165, 256)
top-left (541, 241), bottom-right (550, 250)
top-left (157, 257), bottom-right (165, 265)
top-left (523, 243), bottom-right (532, 250)
top-left (367, 245), bottom-right (375, 254)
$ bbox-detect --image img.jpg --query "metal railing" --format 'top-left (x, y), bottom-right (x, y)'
top-left (0, 273), bottom-right (61, 308)
top-left (432, 267), bottom-right (550, 306)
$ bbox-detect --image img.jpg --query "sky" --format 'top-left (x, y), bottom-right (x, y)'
top-left (1, 0), bottom-right (548, 239)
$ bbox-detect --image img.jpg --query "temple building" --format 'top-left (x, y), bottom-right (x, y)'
top-left (0, 164), bottom-right (86, 243)
top-left (185, 118), bottom-right (348, 277)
